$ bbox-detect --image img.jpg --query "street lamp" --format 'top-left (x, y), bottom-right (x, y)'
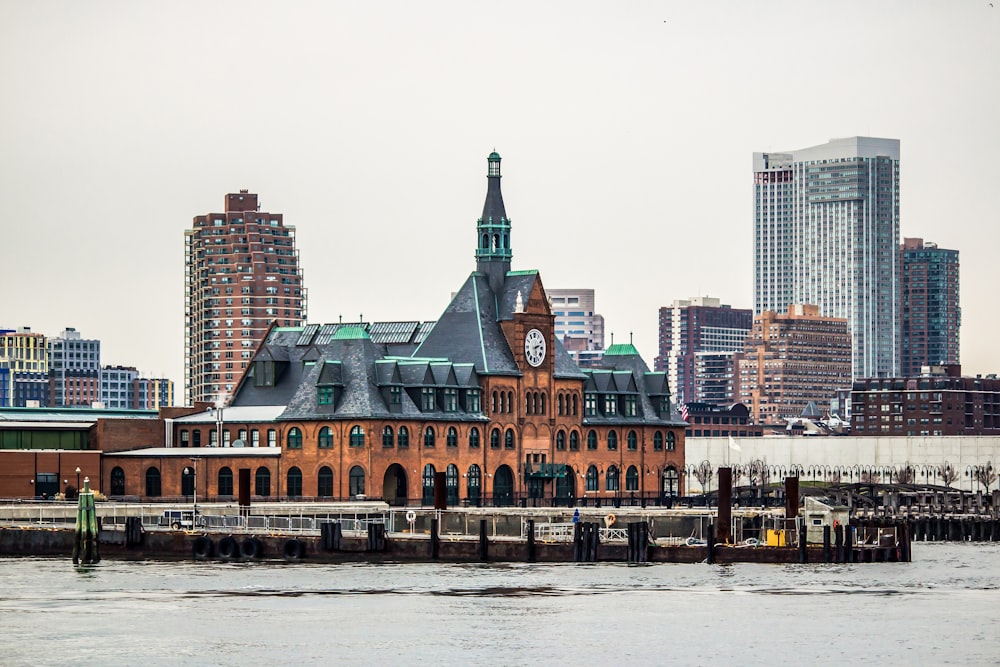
top-left (184, 458), bottom-right (199, 521)
top-left (75, 466), bottom-right (81, 490)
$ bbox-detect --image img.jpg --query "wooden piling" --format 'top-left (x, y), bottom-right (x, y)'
top-left (834, 524), bottom-right (844, 563)
top-left (822, 525), bottom-right (831, 563)
top-left (526, 519), bottom-right (535, 562)
top-left (430, 517), bottom-right (439, 559)
top-left (717, 468), bottom-right (732, 544)
top-left (479, 519), bottom-right (489, 561)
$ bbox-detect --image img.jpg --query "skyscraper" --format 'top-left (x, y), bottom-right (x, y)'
top-left (753, 137), bottom-right (900, 379)
top-left (0, 327), bottom-right (49, 407)
top-left (900, 237), bottom-right (960, 377)
top-left (185, 191), bottom-right (307, 406)
top-left (654, 297), bottom-right (752, 405)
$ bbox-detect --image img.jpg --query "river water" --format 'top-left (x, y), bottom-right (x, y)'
top-left (2, 542), bottom-right (998, 666)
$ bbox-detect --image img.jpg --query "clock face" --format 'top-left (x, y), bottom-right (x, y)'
top-left (524, 328), bottom-right (546, 367)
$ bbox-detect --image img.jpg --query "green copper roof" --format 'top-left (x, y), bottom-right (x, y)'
top-left (488, 151), bottom-right (501, 160)
top-left (332, 325), bottom-right (370, 340)
top-left (506, 269), bottom-right (538, 276)
top-left (605, 343), bottom-right (640, 356)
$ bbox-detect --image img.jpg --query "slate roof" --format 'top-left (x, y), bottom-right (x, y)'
top-left (582, 347), bottom-right (687, 427)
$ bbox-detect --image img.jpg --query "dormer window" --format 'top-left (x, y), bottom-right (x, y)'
top-left (254, 360), bottom-right (274, 387)
top-left (443, 388), bottom-right (458, 412)
top-left (585, 393), bottom-right (597, 417)
top-left (318, 386), bottom-right (334, 405)
top-left (421, 387), bottom-right (435, 411)
top-left (604, 395), bottom-right (617, 416)
top-left (660, 396), bottom-right (672, 417)
top-left (465, 388), bottom-right (481, 413)
top-left (624, 395), bottom-right (637, 417)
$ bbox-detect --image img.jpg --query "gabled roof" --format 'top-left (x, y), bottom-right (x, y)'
top-left (412, 273), bottom-right (520, 376)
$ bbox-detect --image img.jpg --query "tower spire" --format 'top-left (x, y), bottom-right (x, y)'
top-left (476, 151), bottom-right (512, 293)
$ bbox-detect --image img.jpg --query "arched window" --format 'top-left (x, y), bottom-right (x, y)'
top-left (585, 465), bottom-right (599, 492)
top-left (398, 425), bottom-right (409, 448)
top-left (627, 430), bottom-right (638, 451)
top-left (424, 426), bottom-right (436, 448)
top-left (667, 431), bottom-right (676, 451)
top-left (587, 430), bottom-right (598, 450)
top-left (286, 427), bottom-right (302, 449)
top-left (145, 467), bottom-right (161, 497)
top-left (218, 467), bottom-right (234, 496)
top-left (491, 391), bottom-right (498, 413)
top-left (540, 393), bottom-right (546, 415)
top-left (350, 425), bottom-right (365, 447)
top-left (558, 394), bottom-right (565, 416)
top-left (653, 432), bottom-right (664, 451)
top-left (556, 430), bottom-right (566, 450)
top-left (422, 464), bottom-right (436, 505)
top-left (504, 428), bottom-right (515, 449)
top-left (255, 467), bottom-right (271, 497)
top-left (572, 394), bottom-right (578, 415)
top-left (446, 427), bottom-right (458, 448)
top-left (664, 466), bottom-right (679, 497)
top-left (318, 466), bottom-right (334, 497)
top-left (349, 466), bottom-right (365, 497)
top-left (569, 431), bottom-right (580, 451)
top-left (467, 464), bottom-right (482, 505)
top-left (182, 467), bottom-right (194, 496)
top-left (446, 464), bottom-right (459, 505)
top-left (490, 428), bottom-right (501, 449)
top-left (110, 467), bottom-right (125, 496)
top-left (318, 426), bottom-right (333, 449)
top-left (507, 391), bottom-right (514, 413)
top-left (287, 467), bottom-right (303, 498)
top-left (526, 393), bottom-right (532, 415)
top-left (383, 426), bottom-right (394, 448)
top-left (607, 430), bottom-right (618, 451)
top-left (469, 427), bottom-right (480, 448)
top-left (606, 465), bottom-right (620, 492)
top-left (626, 465), bottom-right (639, 491)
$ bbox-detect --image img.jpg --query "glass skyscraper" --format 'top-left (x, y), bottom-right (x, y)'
top-left (753, 137), bottom-right (900, 379)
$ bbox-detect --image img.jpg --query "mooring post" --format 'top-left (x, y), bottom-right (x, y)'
top-left (834, 524), bottom-right (844, 563)
top-left (526, 519), bottom-right (536, 562)
top-left (717, 468), bottom-right (732, 544)
top-left (479, 519), bottom-right (489, 561)
top-left (797, 517), bottom-right (808, 564)
top-left (430, 517), bottom-right (439, 560)
top-left (823, 525), bottom-right (831, 563)
top-left (706, 524), bottom-right (716, 565)
top-left (572, 521), bottom-right (583, 562)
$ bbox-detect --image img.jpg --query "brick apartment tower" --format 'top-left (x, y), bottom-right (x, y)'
top-left (900, 238), bottom-right (960, 377)
top-left (185, 191), bottom-right (307, 406)
top-left (738, 304), bottom-right (852, 424)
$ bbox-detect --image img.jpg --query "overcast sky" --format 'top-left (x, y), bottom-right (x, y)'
top-left (2, 1), bottom-right (997, 402)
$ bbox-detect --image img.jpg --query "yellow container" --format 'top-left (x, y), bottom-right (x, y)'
top-left (766, 529), bottom-right (786, 547)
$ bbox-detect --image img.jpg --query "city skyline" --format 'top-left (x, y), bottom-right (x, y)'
top-left (2, 3), bottom-right (997, 402)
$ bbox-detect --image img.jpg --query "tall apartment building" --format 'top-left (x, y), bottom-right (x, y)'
top-left (654, 297), bottom-right (752, 405)
top-left (185, 191), bottom-right (307, 405)
top-left (753, 137), bottom-right (900, 379)
top-left (548, 288), bottom-right (605, 368)
top-left (49, 327), bottom-right (101, 407)
top-left (101, 366), bottom-right (175, 410)
top-left (0, 328), bottom-right (49, 407)
top-left (900, 238), bottom-right (960, 377)
top-left (738, 304), bottom-right (853, 423)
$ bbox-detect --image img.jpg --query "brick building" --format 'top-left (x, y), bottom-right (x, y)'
top-left (850, 365), bottom-right (1000, 436)
top-left (185, 191), bottom-right (307, 406)
top-left (739, 304), bottom-right (852, 424)
top-left (104, 153), bottom-right (687, 506)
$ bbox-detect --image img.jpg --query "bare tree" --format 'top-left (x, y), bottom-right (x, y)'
top-left (861, 470), bottom-right (881, 484)
top-left (896, 462), bottom-right (915, 485)
top-left (829, 469), bottom-right (842, 484)
top-left (972, 462), bottom-right (997, 492)
top-left (939, 461), bottom-right (958, 488)
top-left (694, 460), bottom-right (714, 494)
top-left (745, 459), bottom-right (768, 489)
